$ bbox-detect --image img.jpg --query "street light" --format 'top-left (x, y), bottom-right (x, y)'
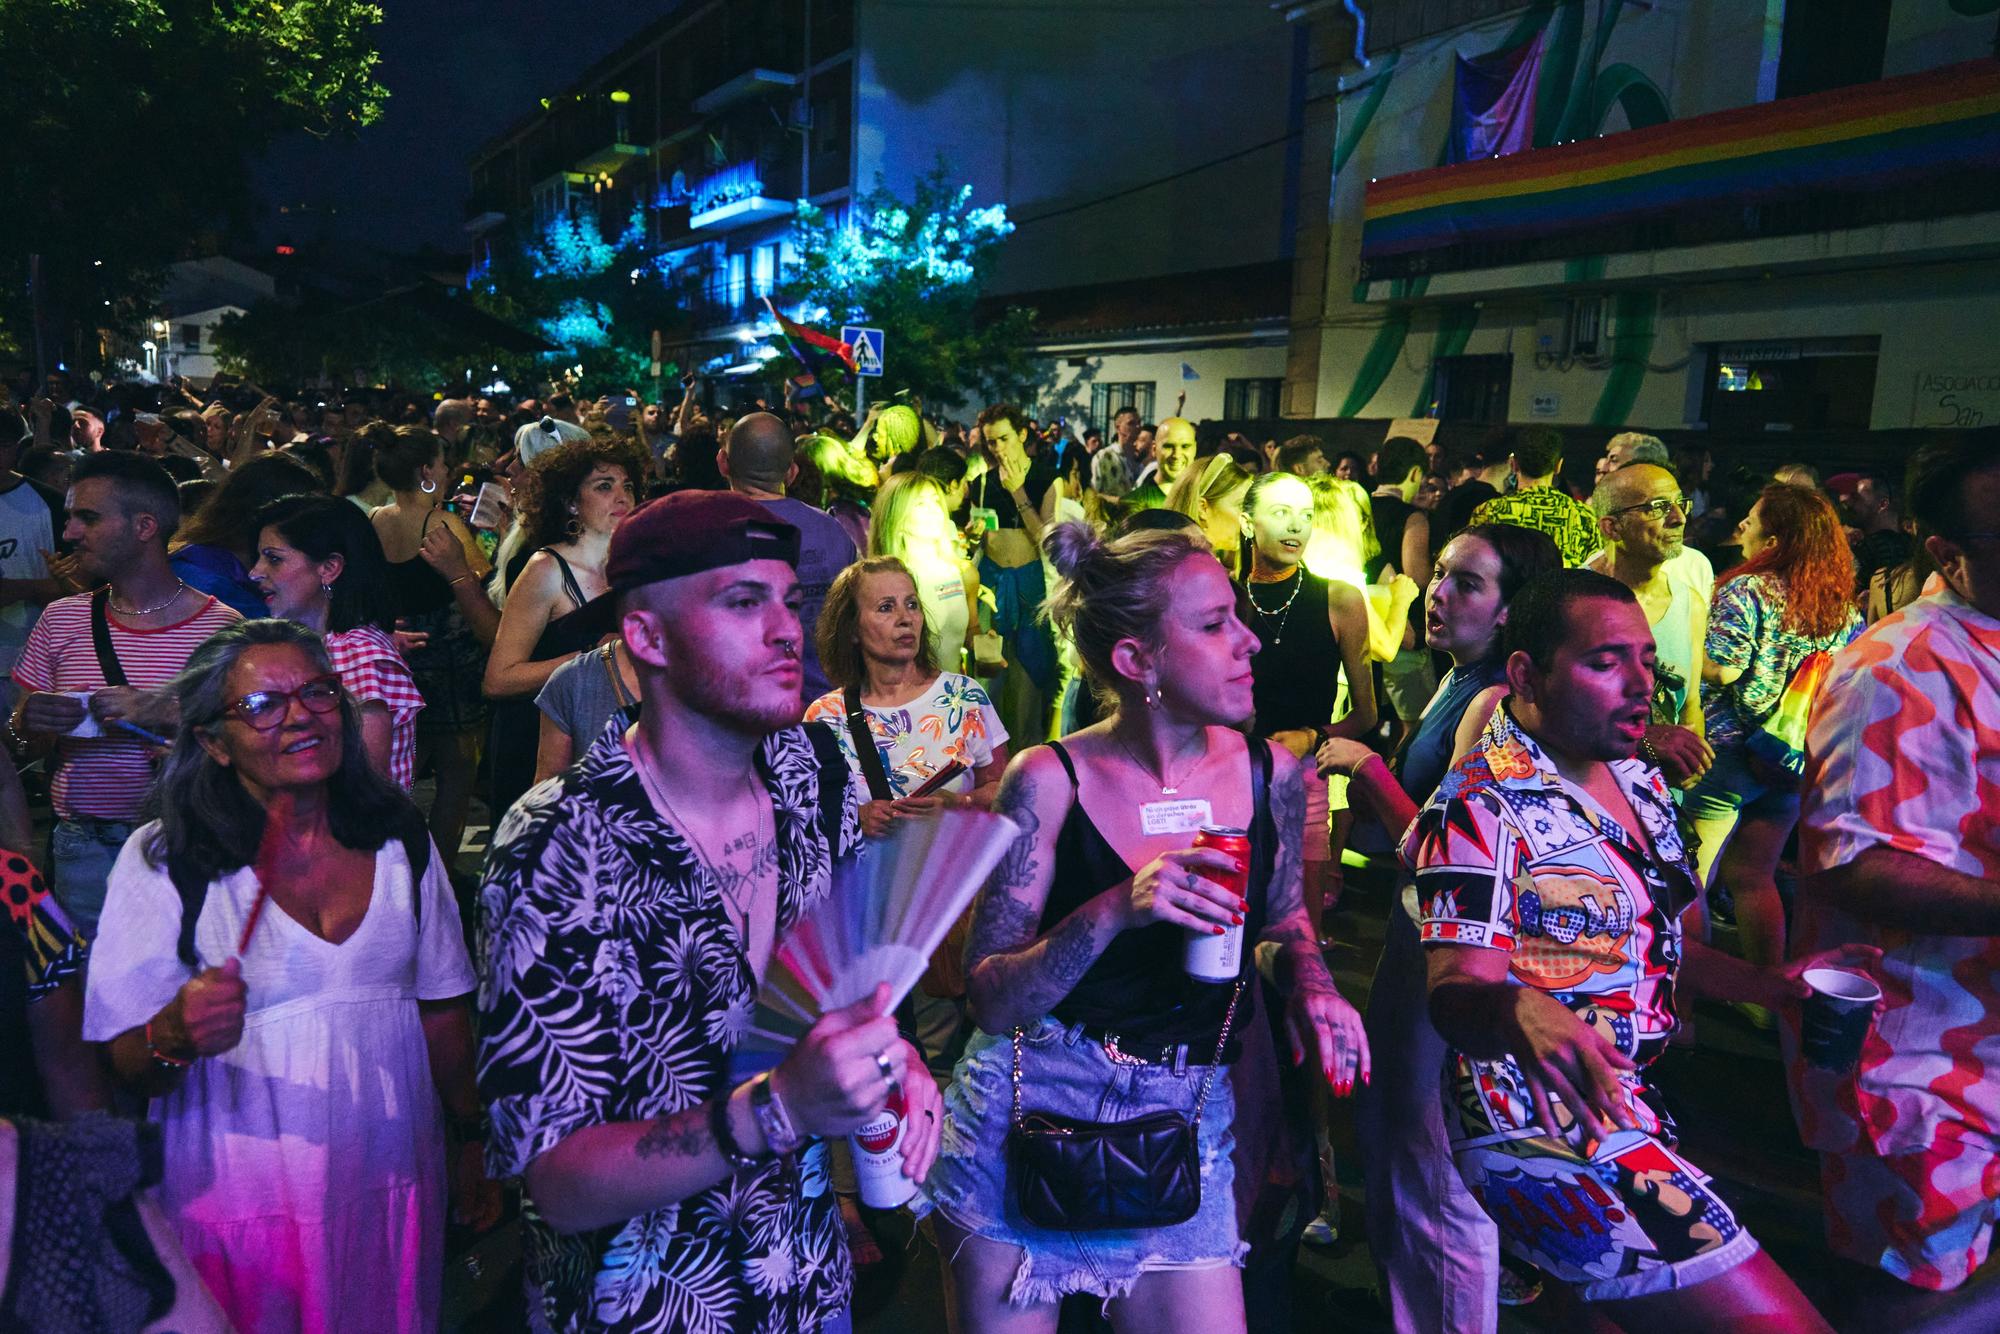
top-left (609, 89), bottom-right (631, 104)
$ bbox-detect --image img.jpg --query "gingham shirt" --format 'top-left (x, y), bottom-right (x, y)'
top-left (325, 625), bottom-right (424, 791)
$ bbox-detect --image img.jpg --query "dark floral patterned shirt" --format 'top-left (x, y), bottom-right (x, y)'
top-left (476, 719), bottom-right (860, 1334)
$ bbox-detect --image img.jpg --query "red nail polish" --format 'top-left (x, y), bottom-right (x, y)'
top-left (1212, 925), bottom-right (1225, 936)
top-left (1231, 913), bottom-right (1243, 925)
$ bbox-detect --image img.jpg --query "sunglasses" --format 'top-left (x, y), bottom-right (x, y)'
top-left (225, 675), bottom-right (344, 731)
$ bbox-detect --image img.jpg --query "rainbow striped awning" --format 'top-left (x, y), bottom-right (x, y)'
top-left (1360, 58), bottom-right (2000, 279)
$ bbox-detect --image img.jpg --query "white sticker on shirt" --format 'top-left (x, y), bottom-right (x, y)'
top-left (1140, 799), bottom-right (1214, 836)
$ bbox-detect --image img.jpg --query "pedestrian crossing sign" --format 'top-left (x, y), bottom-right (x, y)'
top-left (842, 325), bottom-right (885, 377)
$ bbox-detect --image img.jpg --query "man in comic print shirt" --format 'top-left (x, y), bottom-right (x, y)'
top-left (476, 492), bottom-right (942, 1333)
top-left (1405, 569), bottom-right (1871, 1325)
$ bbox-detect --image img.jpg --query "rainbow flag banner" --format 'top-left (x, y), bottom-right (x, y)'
top-left (1361, 58), bottom-right (2000, 280)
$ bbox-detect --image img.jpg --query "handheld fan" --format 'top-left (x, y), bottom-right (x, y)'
top-left (746, 807), bottom-right (1019, 1052)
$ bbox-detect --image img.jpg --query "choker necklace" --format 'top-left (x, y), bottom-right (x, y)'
top-left (111, 581), bottom-right (186, 617)
top-left (1244, 567), bottom-right (1303, 644)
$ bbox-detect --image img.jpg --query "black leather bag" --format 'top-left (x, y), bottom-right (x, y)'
top-left (1007, 981), bottom-right (1243, 1232)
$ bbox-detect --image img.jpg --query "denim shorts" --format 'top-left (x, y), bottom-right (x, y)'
top-left (50, 817), bottom-right (137, 936)
top-left (1681, 744), bottom-right (1799, 826)
top-left (921, 1018), bottom-right (1246, 1306)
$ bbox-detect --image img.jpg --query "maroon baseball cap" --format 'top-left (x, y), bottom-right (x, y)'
top-left (607, 490), bottom-right (801, 592)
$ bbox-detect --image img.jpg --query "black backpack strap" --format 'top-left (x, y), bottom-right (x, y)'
top-left (400, 820), bottom-right (431, 927)
top-left (89, 587), bottom-right (131, 688)
top-left (843, 686), bottom-right (895, 802)
top-left (804, 721), bottom-right (851, 850)
top-left (1247, 736), bottom-right (1274, 883)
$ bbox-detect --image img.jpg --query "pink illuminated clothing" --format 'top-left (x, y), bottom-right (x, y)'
top-left (1792, 582), bottom-right (2000, 1290)
top-left (82, 831), bottom-right (474, 1332)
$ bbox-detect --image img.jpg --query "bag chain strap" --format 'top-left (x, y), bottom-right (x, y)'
top-left (1011, 978), bottom-right (1245, 1131)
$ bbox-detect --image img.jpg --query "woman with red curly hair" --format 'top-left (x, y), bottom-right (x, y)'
top-left (1689, 483), bottom-right (1861, 994)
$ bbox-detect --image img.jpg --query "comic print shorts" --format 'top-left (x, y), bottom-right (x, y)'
top-left (1442, 1049), bottom-right (1760, 1301)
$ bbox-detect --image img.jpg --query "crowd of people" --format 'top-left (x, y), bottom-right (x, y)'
top-left (3, 361), bottom-right (1998, 1334)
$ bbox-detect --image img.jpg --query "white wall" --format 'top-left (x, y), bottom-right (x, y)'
top-left (855, 0), bottom-right (1299, 297)
top-left (1028, 339), bottom-right (1287, 424)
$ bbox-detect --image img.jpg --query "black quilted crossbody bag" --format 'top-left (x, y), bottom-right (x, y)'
top-left (1007, 979), bottom-right (1243, 1231)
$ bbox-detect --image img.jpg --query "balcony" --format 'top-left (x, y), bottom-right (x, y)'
top-left (689, 158), bottom-right (796, 233)
top-left (1358, 57), bottom-right (2000, 284)
top-left (692, 67), bottom-right (798, 116)
top-left (574, 139), bottom-right (649, 177)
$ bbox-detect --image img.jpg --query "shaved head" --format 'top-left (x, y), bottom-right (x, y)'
top-left (724, 412), bottom-right (797, 494)
top-left (1592, 463), bottom-right (1677, 516)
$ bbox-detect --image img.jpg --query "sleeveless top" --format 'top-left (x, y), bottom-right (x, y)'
top-left (1243, 568), bottom-right (1341, 735)
top-left (1393, 661), bottom-right (1506, 808)
top-left (489, 548), bottom-right (602, 819)
top-left (1647, 575), bottom-right (1696, 725)
top-left (386, 509), bottom-right (487, 731)
top-left (1033, 736), bottom-right (1275, 1057)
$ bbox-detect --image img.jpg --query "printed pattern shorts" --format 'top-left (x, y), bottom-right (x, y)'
top-left (1443, 1049), bottom-right (1759, 1301)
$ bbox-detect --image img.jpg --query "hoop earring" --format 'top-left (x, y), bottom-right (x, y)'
top-left (320, 583), bottom-right (334, 595)
top-left (565, 516), bottom-right (582, 541)
top-left (1145, 684), bottom-right (1162, 710)
top-left (420, 479), bottom-right (437, 494)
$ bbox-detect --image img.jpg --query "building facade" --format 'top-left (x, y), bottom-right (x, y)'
top-left (465, 0), bottom-right (1311, 423)
top-left (1284, 0), bottom-right (2000, 441)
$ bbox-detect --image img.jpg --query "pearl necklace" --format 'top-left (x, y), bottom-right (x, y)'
top-left (1245, 569), bottom-right (1303, 645)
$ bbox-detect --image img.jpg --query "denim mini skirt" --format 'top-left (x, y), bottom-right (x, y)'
top-left (921, 1016), bottom-right (1246, 1306)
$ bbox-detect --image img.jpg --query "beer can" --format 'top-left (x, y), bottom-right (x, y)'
top-left (1184, 825), bottom-right (1249, 982)
top-left (850, 1089), bottom-right (918, 1208)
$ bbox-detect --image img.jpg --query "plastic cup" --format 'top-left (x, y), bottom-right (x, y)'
top-left (1800, 967), bottom-right (1881, 1072)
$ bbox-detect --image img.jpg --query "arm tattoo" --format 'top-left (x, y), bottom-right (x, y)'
top-left (1263, 754), bottom-right (1307, 925)
top-left (1257, 755), bottom-right (1335, 995)
top-left (963, 759), bottom-right (1116, 1027)
top-left (634, 1108), bottom-right (711, 1161)
top-left (966, 767), bottom-right (1045, 972)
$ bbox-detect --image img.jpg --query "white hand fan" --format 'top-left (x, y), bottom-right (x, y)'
top-left (746, 807), bottom-right (1019, 1051)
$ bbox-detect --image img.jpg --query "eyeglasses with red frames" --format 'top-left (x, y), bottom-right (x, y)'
top-left (225, 675), bottom-right (344, 730)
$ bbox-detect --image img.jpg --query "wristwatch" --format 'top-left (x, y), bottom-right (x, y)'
top-left (750, 1072), bottom-right (801, 1157)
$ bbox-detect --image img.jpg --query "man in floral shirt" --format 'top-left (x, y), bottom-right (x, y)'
top-left (476, 492), bottom-right (941, 1334)
top-left (1411, 569), bottom-right (1866, 1323)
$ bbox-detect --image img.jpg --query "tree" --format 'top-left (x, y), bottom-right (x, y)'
top-left (470, 204), bottom-right (698, 397)
top-left (0, 0), bottom-right (388, 372)
top-left (776, 165), bottom-right (1037, 409)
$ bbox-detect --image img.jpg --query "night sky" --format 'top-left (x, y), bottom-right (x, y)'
top-left (256, 0), bottom-right (674, 257)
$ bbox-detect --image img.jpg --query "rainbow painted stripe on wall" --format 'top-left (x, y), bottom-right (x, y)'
top-left (1361, 58), bottom-right (2000, 267)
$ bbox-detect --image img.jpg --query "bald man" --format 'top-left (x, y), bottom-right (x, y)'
top-left (720, 413), bottom-right (858, 698)
top-left (1124, 417), bottom-right (1197, 510)
top-left (1589, 464), bottom-right (1713, 788)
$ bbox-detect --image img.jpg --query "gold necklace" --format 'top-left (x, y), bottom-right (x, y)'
top-left (1111, 725), bottom-right (1206, 796)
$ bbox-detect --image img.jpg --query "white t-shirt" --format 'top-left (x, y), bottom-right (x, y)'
top-left (0, 479), bottom-right (55, 675)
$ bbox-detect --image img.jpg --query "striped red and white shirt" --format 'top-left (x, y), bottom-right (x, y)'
top-left (12, 591), bottom-right (240, 822)
top-left (325, 625), bottom-right (424, 790)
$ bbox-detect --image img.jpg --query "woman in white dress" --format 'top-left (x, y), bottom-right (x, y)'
top-left (83, 619), bottom-right (495, 1333)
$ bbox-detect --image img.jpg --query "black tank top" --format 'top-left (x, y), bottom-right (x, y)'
top-left (1244, 568), bottom-right (1341, 735)
top-left (1033, 736), bottom-right (1275, 1057)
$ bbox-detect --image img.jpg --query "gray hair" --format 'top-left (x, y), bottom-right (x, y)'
top-left (1605, 432), bottom-right (1670, 468)
top-left (146, 619), bottom-right (416, 963)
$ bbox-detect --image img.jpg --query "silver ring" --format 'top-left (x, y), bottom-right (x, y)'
top-left (875, 1049), bottom-right (899, 1090)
